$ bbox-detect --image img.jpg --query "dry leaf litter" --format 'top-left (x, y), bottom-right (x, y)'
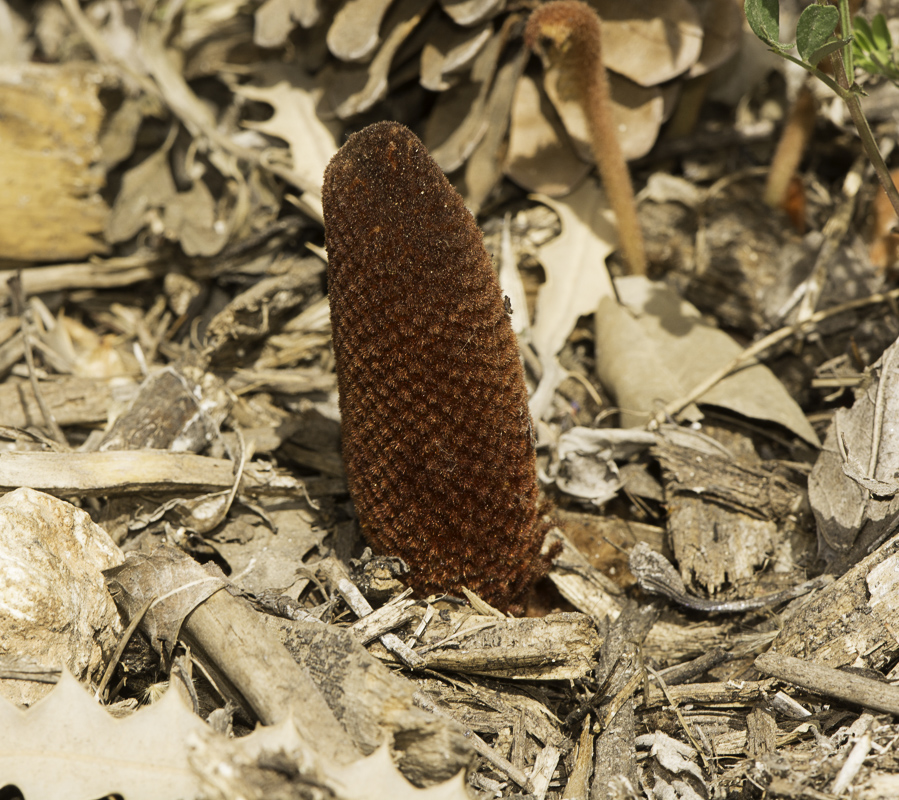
top-left (3, 0), bottom-right (899, 798)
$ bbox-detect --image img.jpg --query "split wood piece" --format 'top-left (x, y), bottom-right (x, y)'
top-left (407, 612), bottom-right (601, 681)
top-left (641, 680), bottom-right (774, 709)
top-left (413, 690), bottom-right (534, 793)
top-left (656, 437), bottom-right (809, 594)
top-left (544, 527), bottom-right (625, 623)
top-left (0, 257), bottom-right (167, 301)
top-left (98, 365), bottom-right (230, 452)
top-left (319, 559), bottom-right (424, 669)
top-left (267, 617), bottom-right (473, 786)
top-left (755, 652), bottom-right (899, 716)
top-left (348, 591), bottom-right (418, 645)
top-left (563, 718), bottom-right (594, 800)
top-left (772, 525), bottom-right (899, 670)
top-left (202, 260), bottom-right (324, 362)
top-left (566, 600), bottom-right (659, 729)
top-left (592, 699), bottom-right (637, 798)
top-left (177, 586), bottom-right (358, 765)
top-left (0, 450), bottom-right (309, 496)
top-left (0, 376), bottom-right (137, 429)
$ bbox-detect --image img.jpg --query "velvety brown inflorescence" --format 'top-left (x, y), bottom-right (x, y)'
top-left (322, 121), bottom-right (553, 612)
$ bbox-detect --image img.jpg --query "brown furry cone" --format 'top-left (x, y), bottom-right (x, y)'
top-left (322, 121), bottom-right (553, 612)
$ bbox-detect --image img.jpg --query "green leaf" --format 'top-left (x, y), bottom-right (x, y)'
top-left (796, 4), bottom-right (840, 62)
top-left (852, 17), bottom-right (875, 52)
top-left (808, 37), bottom-right (852, 66)
top-left (871, 13), bottom-right (892, 51)
top-left (745, 0), bottom-right (781, 46)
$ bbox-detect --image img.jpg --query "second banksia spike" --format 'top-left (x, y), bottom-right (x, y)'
top-left (323, 121), bottom-right (552, 612)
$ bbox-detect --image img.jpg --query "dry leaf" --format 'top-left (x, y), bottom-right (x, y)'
top-left (529, 179), bottom-right (618, 420)
top-left (594, 0), bottom-right (703, 87)
top-left (320, 0), bottom-right (430, 118)
top-left (809, 337), bottom-right (899, 567)
top-left (420, 20), bottom-right (493, 91)
top-left (595, 276), bottom-right (820, 445)
top-left (439, 0), bottom-right (506, 26)
top-left (235, 63), bottom-right (341, 196)
top-left (0, 670), bottom-right (208, 800)
top-left (254, 0), bottom-right (321, 47)
top-left (327, 0), bottom-right (395, 62)
top-left (0, 671), bottom-right (469, 800)
top-left (105, 546), bottom-right (228, 659)
top-left (504, 74), bottom-right (591, 195)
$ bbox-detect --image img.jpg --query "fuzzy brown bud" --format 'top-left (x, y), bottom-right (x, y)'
top-left (322, 121), bottom-right (552, 611)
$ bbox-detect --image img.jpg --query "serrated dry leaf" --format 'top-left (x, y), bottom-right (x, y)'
top-left (593, 0), bottom-right (703, 87)
top-left (330, 745), bottom-right (470, 800)
top-left (235, 63), bottom-right (341, 195)
top-left (504, 74), bottom-right (591, 195)
top-left (528, 179), bottom-right (617, 420)
top-left (0, 670), bottom-right (207, 800)
top-left (595, 276), bottom-right (820, 445)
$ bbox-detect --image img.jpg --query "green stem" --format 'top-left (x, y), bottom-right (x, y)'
top-left (831, 48), bottom-right (899, 218)
top-left (838, 0), bottom-right (854, 79)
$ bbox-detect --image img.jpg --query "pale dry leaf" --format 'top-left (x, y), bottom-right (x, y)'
top-left (461, 44), bottom-right (528, 212)
top-left (0, 670), bottom-right (207, 800)
top-left (328, 0), bottom-right (395, 62)
top-left (607, 72), bottom-right (664, 161)
top-left (504, 73), bottom-right (591, 195)
top-left (439, 0), bottom-right (506, 26)
top-left (595, 276), bottom-right (820, 445)
top-left (419, 20), bottom-right (493, 91)
top-left (530, 179), bottom-right (617, 360)
top-left (535, 39), bottom-right (664, 163)
top-left (254, 0), bottom-right (318, 47)
top-left (330, 744), bottom-right (470, 800)
top-left (105, 146), bottom-right (176, 243)
top-left (528, 179), bottom-right (617, 420)
top-left (162, 175), bottom-right (230, 257)
top-left (321, 0), bottom-right (430, 118)
top-left (426, 24), bottom-right (503, 172)
top-left (594, 0), bottom-right (703, 87)
top-left (687, 0), bottom-right (743, 77)
top-left (234, 63), bottom-right (340, 196)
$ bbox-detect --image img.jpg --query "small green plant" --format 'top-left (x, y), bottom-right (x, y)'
top-left (853, 13), bottom-right (899, 85)
top-left (744, 0), bottom-right (899, 218)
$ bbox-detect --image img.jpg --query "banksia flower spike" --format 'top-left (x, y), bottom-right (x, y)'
top-left (322, 121), bottom-right (553, 612)
top-left (525, 0), bottom-right (647, 276)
